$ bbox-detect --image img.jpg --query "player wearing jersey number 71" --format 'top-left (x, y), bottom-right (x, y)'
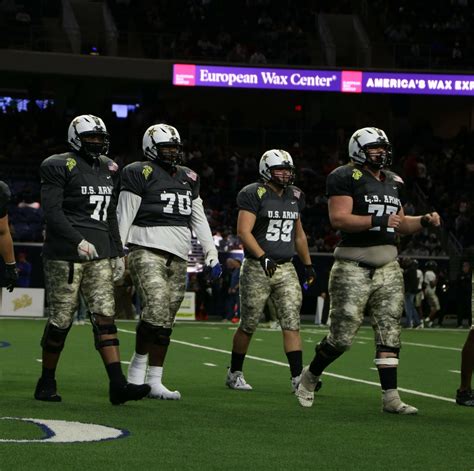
top-left (226, 149), bottom-right (318, 394)
top-left (296, 127), bottom-right (440, 414)
top-left (35, 115), bottom-right (150, 405)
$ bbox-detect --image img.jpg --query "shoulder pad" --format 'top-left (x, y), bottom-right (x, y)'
top-left (99, 156), bottom-right (119, 173)
top-left (288, 185), bottom-right (303, 199)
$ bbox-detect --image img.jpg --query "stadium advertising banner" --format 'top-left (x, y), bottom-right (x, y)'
top-left (175, 291), bottom-right (196, 321)
top-left (173, 64), bottom-right (474, 96)
top-left (0, 288), bottom-right (45, 318)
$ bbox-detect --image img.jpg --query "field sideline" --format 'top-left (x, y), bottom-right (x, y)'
top-left (0, 319), bottom-right (471, 470)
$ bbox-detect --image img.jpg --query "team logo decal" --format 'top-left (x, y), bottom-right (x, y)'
top-left (0, 417), bottom-right (129, 443)
top-left (142, 165), bottom-right (153, 180)
top-left (352, 169), bottom-right (362, 180)
top-left (257, 186), bottom-right (266, 199)
top-left (66, 158), bottom-right (77, 172)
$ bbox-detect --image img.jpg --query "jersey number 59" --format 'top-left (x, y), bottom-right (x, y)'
top-left (266, 219), bottom-right (294, 242)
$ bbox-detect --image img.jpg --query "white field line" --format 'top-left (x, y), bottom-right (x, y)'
top-left (356, 336), bottom-right (461, 352)
top-left (117, 328), bottom-right (455, 403)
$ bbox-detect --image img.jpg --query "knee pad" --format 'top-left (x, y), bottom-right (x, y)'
top-left (136, 320), bottom-right (156, 344)
top-left (136, 321), bottom-right (172, 346)
top-left (153, 326), bottom-right (172, 346)
top-left (89, 313), bottom-right (119, 350)
top-left (41, 322), bottom-right (71, 353)
top-left (374, 345), bottom-right (400, 367)
top-left (316, 337), bottom-right (345, 360)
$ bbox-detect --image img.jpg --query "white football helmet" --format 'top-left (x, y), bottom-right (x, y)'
top-left (142, 124), bottom-right (182, 166)
top-left (348, 127), bottom-right (392, 169)
top-left (259, 149), bottom-right (295, 187)
top-left (67, 114), bottom-right (109, 159)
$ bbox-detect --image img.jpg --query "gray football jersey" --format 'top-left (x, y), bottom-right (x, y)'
top-left (237, 182), bottom-right (305, 261)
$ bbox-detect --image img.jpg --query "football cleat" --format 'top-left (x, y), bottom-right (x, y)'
top-left (456, 389), bottom-right (474, 407)
top-left (109, 382), bottom-right (151, 405)
top-left (382, 389), bottom-right (418, 415)
top-left (148, 383), bottom-right (181, 400)
top-left (34, 377), bottom-right (62, 402)
top-left (291, 374), bottom-right (322, 393)
top-left (295, 366), bottom-right (320, 407)
top-left (226, 369), bottom-right (253, 390)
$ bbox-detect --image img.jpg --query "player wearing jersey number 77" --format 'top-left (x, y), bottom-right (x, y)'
top-left (226, 149), bottom-right (318, 394)
top-left (296, 127), bottom-right (440, 414)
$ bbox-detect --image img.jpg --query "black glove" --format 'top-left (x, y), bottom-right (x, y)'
top-left (5, 262), bottom-right (18, 292)
top-left (304, 264), bottom-right (316, 287)
top-left (259, 254), bottom-right (278, 278)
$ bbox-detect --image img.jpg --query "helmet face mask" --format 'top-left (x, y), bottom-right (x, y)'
top-left (68, 115), bottom-right (109, 160)
top-left (348, 127), bottom-right (392, 170)
top-left (143, 124), bottom-right (183, 167)
top-left (259, 150), bottom-right (295, 188)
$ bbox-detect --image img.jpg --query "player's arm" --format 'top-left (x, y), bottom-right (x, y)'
top-left (40, 165), bottom-right (84, 246)
top-left (237, 209), bottom-right (264, 258)
top-left (294, 218), bottom-right (312, 265)
top-left (397, 209), bottom-right (441, 235)
top-left (0, 215), bottom-right (15, 264)
top-left (107, 172), bottom-right (125, 257)
top-left (190, 197), bottom-right (218, 265)
top-left (329, 195), bottom-right (402, 232)
top-left (116, 191), bottom-right (142, 248)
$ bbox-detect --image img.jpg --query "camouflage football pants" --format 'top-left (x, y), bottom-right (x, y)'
top-left (239, 258), bottom-right (302, 334)
top-left (43, 258), bottom-right (115, 329)
top-left (128, 248), bottom-right (187, 328)
top-left (424, 286), bottom-right (440, 311)
top-left (327, 259), bottom-right (404, 351)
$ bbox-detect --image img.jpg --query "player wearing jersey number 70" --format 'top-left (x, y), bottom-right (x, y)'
top-left (35, 115), bottom-right (150, 405)
top-left (296, 127), bottom-right (440, 414)
top-left (226, 149), bottom-right (318, 394)
top-left (117, 123), bottom-right (222, 400)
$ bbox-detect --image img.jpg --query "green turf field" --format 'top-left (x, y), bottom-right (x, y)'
top-left (0, 319), bottom-right (472, 470)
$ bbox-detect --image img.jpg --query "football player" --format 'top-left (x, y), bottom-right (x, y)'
top-left (34, 114), bottom-right (150, 405)
top-left (296, 127), bottom-right (440, 414)
top-left (0, 180), bottom-right (18, 291)
top-left (117, 123), bottom-right (222, 400)
top-left (226, 149), bottom-right (317, 392)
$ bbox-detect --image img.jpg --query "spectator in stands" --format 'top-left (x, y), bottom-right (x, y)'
top-left (223, 257), bottom-right (241, 321)
top-left (455, 261), bottom-right (472, 328)
top-left (15, 251), bottom-right (31, 288)
top-left (402, 258), bottom-right (421, 328)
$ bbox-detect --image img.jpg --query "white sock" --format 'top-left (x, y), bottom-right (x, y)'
top-left (147, 366), bottom-right (163, 385)
top-left (127, 353), bottom-right (148, 384)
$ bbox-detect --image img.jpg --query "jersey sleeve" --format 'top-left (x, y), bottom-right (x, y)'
top-left (181, 167), bottom-right (200, 199)
top-left (237, 185), bottom-right (260, 214)
top-left (0, 180), bottom-right (11, 218)
top-left (120, 164), bottom-right (148, 196)
top-left (326, 168), bottom-right (352, 197)
top-left (291, 186), bottom-right (305, 212)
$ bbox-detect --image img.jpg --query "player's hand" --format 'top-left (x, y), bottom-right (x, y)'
top-left (77, 239), bottom-right (99, 261)
top-left (204, 258), bottom-right (222, 280)
top-left (304, 264), bottom-right (316, 288)
top-left (371, 214), bottom-right (401, 229)
top-left (421, 212), bottom-right (441, 228)
top-left (111, 257), bottom-right (125, 282)
top-left (4, 262), bottom-right (18, 292)
top-left (259, 254), bottom-right (278, 278)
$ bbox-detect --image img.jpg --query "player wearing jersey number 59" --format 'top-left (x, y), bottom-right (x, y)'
top-left (117, 124), bottom-right (222, 400)
top-left (226, 149), bottom-right (317, 393)
top-left (296, 127), bottom-right (440, 414)
top-left (35, 115), bottom-right (150, 405)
